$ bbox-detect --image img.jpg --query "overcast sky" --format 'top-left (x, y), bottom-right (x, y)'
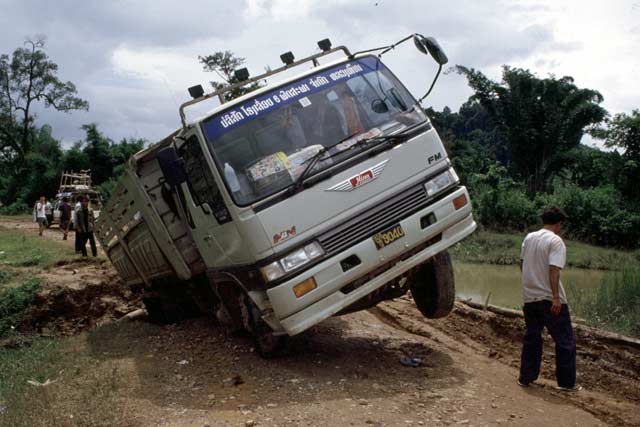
top-left (1, 0), bottom-right (638, 147)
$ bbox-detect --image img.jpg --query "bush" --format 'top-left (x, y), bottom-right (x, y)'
top-left (568, 266), bottom-right (640, 337)
top-left (467, 163), bottom-right (537, 231)
top-left (536, 185), bottom-right (640, 248)
top-left (0, 201), bottom-right (30, 216)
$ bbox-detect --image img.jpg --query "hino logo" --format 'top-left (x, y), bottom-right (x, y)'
top-left (350, 170), bottom-right (374, 188)
top-left (326, 160), bottom-right (389, 192)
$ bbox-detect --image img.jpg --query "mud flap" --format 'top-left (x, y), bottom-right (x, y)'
top-left (409, 250), bottom-right (455, 319)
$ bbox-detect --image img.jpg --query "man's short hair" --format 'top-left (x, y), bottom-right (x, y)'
top-left (80, 196), bottom-right (89, 202)
top-left (62, 197), bottom-right (69, 202)
top-left (541, 207), bottom-right (566, 225)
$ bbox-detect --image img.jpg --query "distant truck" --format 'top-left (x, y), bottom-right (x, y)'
top-left (95, 35), bottom-right (476, 356)
top-left (52, 171), bottom-right (102, 227)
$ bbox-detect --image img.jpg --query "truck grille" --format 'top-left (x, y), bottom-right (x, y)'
top-left (317, 183), bottom-right (429, 255)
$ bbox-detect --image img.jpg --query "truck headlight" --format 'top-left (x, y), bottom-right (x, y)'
top-left (260, 242), bottom-right (325, 282)
top-left (424, 168), bottom-right (458, 197)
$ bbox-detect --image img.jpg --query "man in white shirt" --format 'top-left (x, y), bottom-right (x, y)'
top-left (35, 196), bottom-right (48, 236)
top-left (44, 199), bottom-right (53, 226)
top-left (518, 208), bottom-right (579, 391)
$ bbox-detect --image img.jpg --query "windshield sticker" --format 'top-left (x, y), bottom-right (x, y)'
top-left (247, 152), bottom-right (291, 182)
top-left (202, 56), bottom-right (381, 142)
top-left (298, 96), bottom-right (312, 107)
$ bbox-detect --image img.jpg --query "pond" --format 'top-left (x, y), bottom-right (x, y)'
top-left (454, 262), bottom-right (607, 309)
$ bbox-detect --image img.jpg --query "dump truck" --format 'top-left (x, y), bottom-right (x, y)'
top-left (95, 34), bottom-right (476, 357)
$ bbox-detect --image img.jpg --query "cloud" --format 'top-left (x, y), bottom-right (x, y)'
top-left (0, 0), bottom-right (637, 148)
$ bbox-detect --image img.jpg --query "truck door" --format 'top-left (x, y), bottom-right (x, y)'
top-left (177, 135), bottom-right (236, 268)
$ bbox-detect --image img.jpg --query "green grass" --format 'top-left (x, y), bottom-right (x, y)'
top-left (0, 225), bottom-right (75, 268)
top-left (451, 230), bottom-right (640, 271)
top-left (567, 266), bottom-right (640, 337)
top-left (0, 337), bottom-right (62, 412)
top-left (0, 325), bottom-right (137, 427)
top-left (0, 277), bottom-right (41, 337)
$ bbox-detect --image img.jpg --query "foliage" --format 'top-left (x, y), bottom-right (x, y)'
top-left (0, 276), bottom-right (40, 336)
top-left (455, 65), bottom-right (607, 194)
top-left (568, 265), bottom-right (640, 337)
top-left (466, 163), bottom-right (537, 231)
top-left (198, 50), bottom-right (263, 101)
top-left (0, 201), bottom-right (29, 215)
top-left (535, 185), bottom-right (640, 248)
top-left (94, 178), bottom-right (118, 203)
top-left (599, 110), bottom-right (640, 201)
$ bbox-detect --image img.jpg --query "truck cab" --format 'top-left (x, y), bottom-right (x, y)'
top-left (96, 35), bottom-right (476, 357)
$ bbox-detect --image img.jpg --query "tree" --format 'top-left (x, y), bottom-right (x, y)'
top-left (601, 110), bottom-right (640, 201)
top-left (198, 51), bottom-right (262, 102)
top-left (455, 65), bottom-right (607, 194)
top-left (0, 37), bottom-right (88, 167)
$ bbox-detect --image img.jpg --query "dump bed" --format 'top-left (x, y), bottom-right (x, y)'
top-left (95, 134), bottom-right (205, 286)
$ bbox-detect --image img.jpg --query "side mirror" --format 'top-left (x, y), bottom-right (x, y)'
top-left (157, 146), bottom-right (187, 188)
top-left (413, 34), bottom-right (448, 65)
top-left (371, 99), bottom-right (389, 114)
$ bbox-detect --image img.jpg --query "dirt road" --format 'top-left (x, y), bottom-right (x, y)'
top-left (4, 218), bottom-right (639, 426)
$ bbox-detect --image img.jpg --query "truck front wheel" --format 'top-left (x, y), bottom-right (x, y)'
top-left (409, 250), bottom-right (455, 319)
top-left (241, 294), bottom-right (288, 358)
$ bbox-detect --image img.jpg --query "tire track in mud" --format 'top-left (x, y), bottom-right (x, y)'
top-left (373, 298), bottom-right (640, 427)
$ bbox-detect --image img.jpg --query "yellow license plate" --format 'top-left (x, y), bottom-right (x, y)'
top-left (372, 223), bottom-right (405, 250)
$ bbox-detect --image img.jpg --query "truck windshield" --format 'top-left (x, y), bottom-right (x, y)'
top-left (201, 55), bottom-right (426, 206)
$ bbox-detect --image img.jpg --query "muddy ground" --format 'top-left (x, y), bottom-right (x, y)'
top-left (3, 218), bottom-right (639, 426)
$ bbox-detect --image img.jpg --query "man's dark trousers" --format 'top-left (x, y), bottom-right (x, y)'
top-left (519, 300), bottom-right (576, 388)
top-left (75, 230), bottom-right (82, 253)
top-left (80, 232), bottom-right (97, 257)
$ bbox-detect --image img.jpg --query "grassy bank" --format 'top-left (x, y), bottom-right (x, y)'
top-left (0, 225), bottom-right (75, 269)
top-left (568, 266), bottom-right (640, 337)
top-left (451, 230), bottom-right (640, 270)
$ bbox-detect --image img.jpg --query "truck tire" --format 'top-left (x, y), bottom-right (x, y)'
top-left (241, 294), bottom-right (288, 358)
top-left (143, 281), bottom-right (201, 324)
top-left (409, 250), bottom-right (455, 319)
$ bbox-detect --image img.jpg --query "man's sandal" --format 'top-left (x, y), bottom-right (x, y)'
top-left (554, 385), bottom-right (582, 392)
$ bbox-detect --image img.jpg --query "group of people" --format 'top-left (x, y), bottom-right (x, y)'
top-left (34, 195), bottom-right (97, 257)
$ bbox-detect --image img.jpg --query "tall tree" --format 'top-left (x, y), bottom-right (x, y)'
top-left (80, 123), bottom-right (112, 185)
top-left (601, 110), bottom-right (640, 201)
top-left (198, 51), bottom-right (262, 102)
top-left (456, 65), bottom-right (607, 194)
top-left (0, 37), bottom-right (88, 166)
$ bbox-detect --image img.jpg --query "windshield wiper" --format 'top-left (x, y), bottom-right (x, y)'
top-left (288, 132), bottom-right (361, 194)
top-left (286, 121), bottom-right (428, 195)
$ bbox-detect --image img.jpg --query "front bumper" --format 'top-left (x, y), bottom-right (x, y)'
top-left (267, 186), bottom-right (476, 336)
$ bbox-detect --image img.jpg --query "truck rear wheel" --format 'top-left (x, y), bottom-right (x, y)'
top-left (409, 250), bottom-right (455, 319)
top-left (143, 280), bottom-right (202, 324)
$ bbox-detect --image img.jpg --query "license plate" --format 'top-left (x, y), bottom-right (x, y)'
top-left (372, 223), bottom-right (405, 250)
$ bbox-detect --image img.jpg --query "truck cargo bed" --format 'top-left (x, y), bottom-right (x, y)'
top-left (95, 136), bottom-right (205, 286)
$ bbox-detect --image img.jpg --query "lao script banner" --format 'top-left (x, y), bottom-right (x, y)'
top-left (201, 56), bottom-right (381, 142)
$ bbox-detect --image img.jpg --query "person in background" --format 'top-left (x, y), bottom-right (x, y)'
top-left (75, 196), bottom-right (97, 257)
top-left (518, 207), bottom-right (580, 392)
top-left (35, 196), bottom-right (47, 236)
top-left (73, 197), bottom-right (83, 253)
top-left (58, 197), bottom-right (72, 240)
top-left (44, 198), bottom-right (53, 227)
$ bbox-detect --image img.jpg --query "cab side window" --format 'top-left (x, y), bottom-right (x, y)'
top-left (178, 136), bottom-right (228, 221)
